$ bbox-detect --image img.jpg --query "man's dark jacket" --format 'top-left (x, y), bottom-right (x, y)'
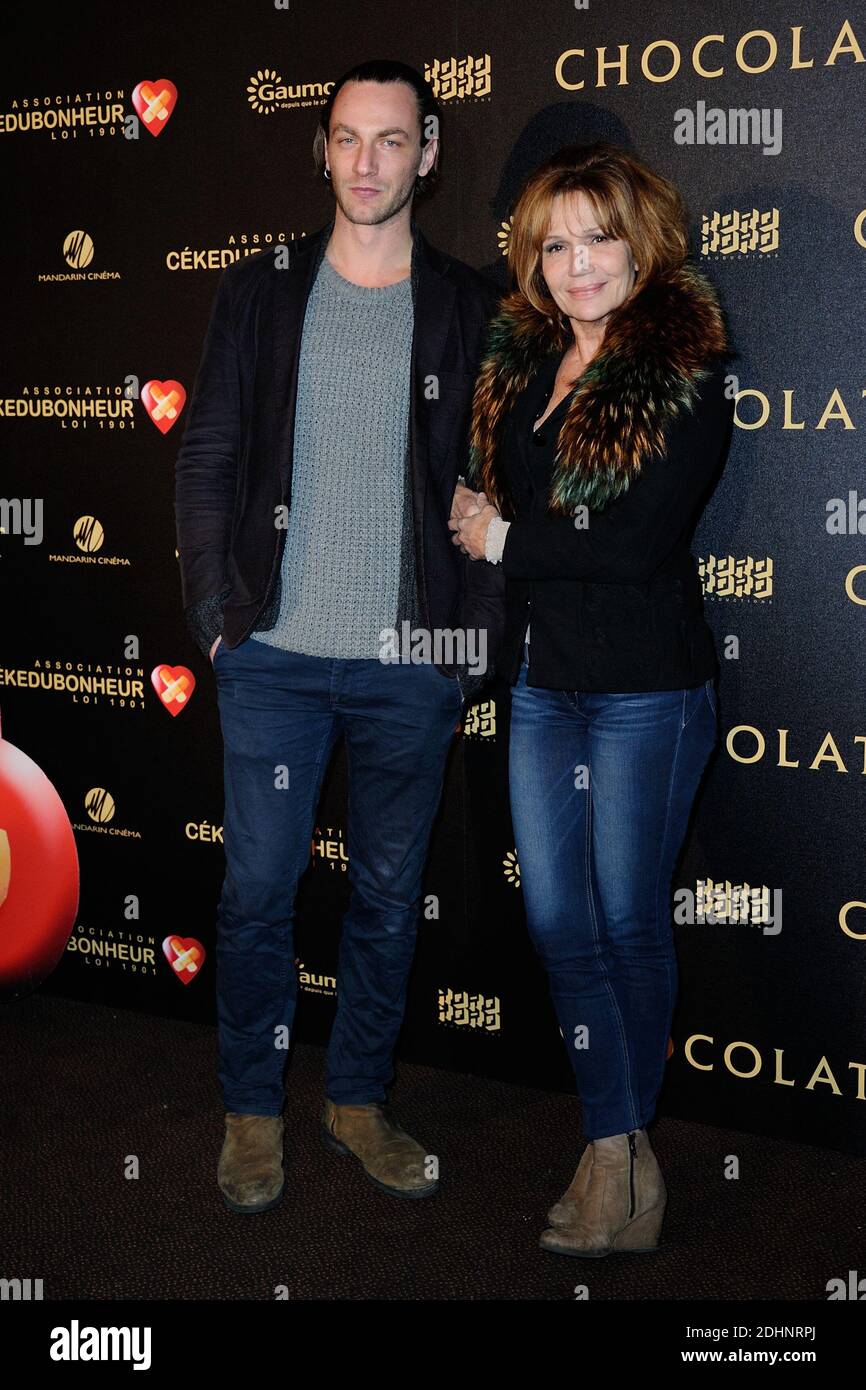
top-left (174, 216), bottom-right (505, 699)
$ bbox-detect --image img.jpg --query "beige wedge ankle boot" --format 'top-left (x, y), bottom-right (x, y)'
top-left (540, 1128), bottom-right (666, 1257)
top-left (547, 1141), bottom-right (594, 1227)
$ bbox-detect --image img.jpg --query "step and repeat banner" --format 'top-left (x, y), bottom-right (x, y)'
top-left (2, 0), bottom-right (865, 1155)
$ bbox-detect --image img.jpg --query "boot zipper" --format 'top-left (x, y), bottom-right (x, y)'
top-left (627, 1131), bottom-right (637, 1220)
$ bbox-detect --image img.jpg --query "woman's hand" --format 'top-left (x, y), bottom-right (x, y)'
top-left (450, 481), bottom-right (488, 527)
top-left (449, 502), bottom-right (501, 560)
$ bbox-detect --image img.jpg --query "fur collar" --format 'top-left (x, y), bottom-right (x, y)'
top-left (466, 262), bottom-right (729, 518)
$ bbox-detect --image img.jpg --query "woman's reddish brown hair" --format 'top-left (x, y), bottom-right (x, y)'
top-left (507, 140), bottom-right (690, 312)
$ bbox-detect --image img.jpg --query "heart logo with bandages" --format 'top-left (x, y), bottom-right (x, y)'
top-left (141, 380), bottom-right (186, 434)
top-left (151, 664), bottom-right (196, 715)
top-left (131, 79), bottom-right (178, 137)
top-left (163, 935), bottom-right (206, 985)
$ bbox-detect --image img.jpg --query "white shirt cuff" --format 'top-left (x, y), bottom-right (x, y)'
top-left (485, 516), bottom-right (510, 564)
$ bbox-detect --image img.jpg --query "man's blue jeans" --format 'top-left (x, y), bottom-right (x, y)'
top-left (508, 648), bottom-right (718, 1140)
top-left (212, 637), bottom-right (463, 1116)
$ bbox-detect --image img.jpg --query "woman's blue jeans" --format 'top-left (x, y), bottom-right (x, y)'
top-left (508, 648), bottom-right (718, 1140)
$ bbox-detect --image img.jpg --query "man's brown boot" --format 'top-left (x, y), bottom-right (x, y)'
top-left (546, 1141), bottom-right (594, 1227)
top-left (218, 1113), bottom-right (285, 1214)
top-left (539, 1129), bottom-right (666, 1257)
top-left (321, 1099), bottom-right (438, 1198)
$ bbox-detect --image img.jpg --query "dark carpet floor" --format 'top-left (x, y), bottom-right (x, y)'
top-left (0, 992), bottom-right (860, 1301)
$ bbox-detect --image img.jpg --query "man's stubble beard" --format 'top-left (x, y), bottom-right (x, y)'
top-left (331, 177), bottom-right (416, 226)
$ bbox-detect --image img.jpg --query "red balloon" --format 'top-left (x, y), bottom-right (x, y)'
top-left (0, 711), bottom-right (79, 999)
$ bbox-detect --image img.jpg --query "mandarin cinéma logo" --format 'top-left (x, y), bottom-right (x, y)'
top-left (73, 516), bottom-right (105, 553)
top-left (63, 230), bottom-right (94, 269)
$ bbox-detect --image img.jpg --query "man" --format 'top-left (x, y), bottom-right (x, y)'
top-left (174, 59), bottom-right (503, 1213)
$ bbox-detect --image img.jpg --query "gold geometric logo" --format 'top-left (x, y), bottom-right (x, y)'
top-left (63, 230), bottom-right (94, 268)
top-left (85, 788), bottom-right (115, 823)
top-left (503, 849), bottom-right (520, 887)
top-left (247, 69), bottom-right (281, 115)
top-left (74, 516), bottom-right (105, 553)
top-left (462, 699), bottom-right (497, 739)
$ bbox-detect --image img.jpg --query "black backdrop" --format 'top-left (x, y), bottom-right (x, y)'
top-left (3, 0), bottom-right (866, 1157)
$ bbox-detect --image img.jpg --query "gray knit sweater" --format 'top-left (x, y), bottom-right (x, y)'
top-left (250, 252), bottom-right (417, 659)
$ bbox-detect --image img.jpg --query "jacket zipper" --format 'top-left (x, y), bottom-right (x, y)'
top-left (627, 1131), bottom-right (637, 1219)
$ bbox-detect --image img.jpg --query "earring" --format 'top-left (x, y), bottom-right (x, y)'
top-left (324, 168), bottom-right (331, 181)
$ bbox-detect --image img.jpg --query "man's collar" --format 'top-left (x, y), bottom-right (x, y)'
top-left (290, 211), bottom-right (450, 282)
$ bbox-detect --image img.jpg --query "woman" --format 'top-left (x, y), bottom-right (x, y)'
top-left (450, 141), bottom-right (734, 1258)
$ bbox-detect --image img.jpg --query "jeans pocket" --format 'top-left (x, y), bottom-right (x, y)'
top-left (681, 684), bottom-right (706, 730)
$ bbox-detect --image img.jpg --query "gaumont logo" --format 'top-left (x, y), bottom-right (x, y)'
top-left (296, 959), bottom-right (337, 997)
top-left (247, 69), bottom-right (333, 114)
top-left (554, 20), bottom-right (865, 91)
top-left (131, 78), bottom-right (177, 136)
top-left (141, 379), bottom-right (186, 433)
top-left (503, 849), bottom-right (520, 887)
